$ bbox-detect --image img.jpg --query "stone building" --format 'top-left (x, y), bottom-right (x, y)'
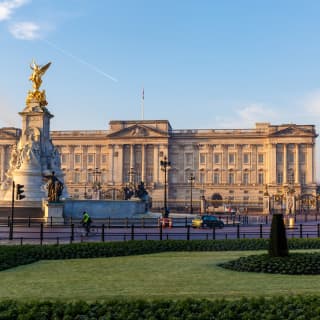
top-left (0, 120), bottom-right (317, 212)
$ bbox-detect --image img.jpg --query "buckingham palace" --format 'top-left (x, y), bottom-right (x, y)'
top-left (0, 120), bottom-right (317, 212)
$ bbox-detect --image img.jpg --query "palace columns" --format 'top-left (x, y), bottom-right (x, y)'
top-left (141, 144), bottom-right (146, 182)
top-left (283, 144), bottom-right (287, 184)
top-left (295, 144), bottom-right (299, 184)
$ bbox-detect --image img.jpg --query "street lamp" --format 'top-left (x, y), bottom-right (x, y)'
top-left (160, 156), bottom-right (171, 218)
top-left (84, 183), bottom-right (87, 199)
top-left (188, 173), bottom-right (195, 214)
top-left (93, 167), bottom-right (101, 200)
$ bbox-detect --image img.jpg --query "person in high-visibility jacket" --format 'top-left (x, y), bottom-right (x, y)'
top-left (81, 211), bottom-right (92, 235)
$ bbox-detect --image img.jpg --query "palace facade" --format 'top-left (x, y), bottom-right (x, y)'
top-left (0, 120), bottom-right (317, 211)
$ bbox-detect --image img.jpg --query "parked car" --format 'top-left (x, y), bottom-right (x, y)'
top-left (192, 215), bottom-right (224, 229)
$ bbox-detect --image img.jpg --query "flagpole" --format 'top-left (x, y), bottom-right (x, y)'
top-left (141, 87), bottom-right (144, 120)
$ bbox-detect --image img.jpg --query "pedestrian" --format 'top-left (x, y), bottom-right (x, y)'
top-left (81, 211), bottom-right (92, 236)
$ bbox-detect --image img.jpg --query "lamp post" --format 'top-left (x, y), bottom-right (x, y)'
top-left (160, 156), bottom-right (171, 218)
top-left (84, 183), bottom-right (87, 199)
top-left (93, 167), bottom-right (101, 200)
top-left (188, 173), bottom-right (195, 214)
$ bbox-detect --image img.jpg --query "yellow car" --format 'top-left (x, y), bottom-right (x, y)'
top-left (192, 215), bottom-right (224, 229)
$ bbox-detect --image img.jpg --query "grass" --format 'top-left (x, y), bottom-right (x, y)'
top-left (1, 250), bottom-right (320, 301)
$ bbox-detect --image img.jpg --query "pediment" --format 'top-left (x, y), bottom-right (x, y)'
top-left (0, 128), bottom-right (20, 139)
top-left (270, 126), bottom-right (313, 137)
top-left (107, 124), bottom-right (169, 138)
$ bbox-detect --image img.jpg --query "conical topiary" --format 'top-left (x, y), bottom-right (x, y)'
top-left (268, 213), bottom-right (289, 257)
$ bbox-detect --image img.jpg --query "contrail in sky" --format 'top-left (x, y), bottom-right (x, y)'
top-left (42, 39), bottom-right (118, 83)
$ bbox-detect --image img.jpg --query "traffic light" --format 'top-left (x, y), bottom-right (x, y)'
top-left (16, 184), bottom-right (25, 200)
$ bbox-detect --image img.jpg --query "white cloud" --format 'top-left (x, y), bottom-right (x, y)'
top-left (9, 21), bottom-right (40, 39)
top-left (0, 0), bottom-right (29, 21)
top-left (212, 103), bottom-right (278, 129)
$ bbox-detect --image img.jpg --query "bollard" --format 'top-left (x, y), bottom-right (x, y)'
top-left (318, 224), bottom-right (320, 238)
top-left (166, 234), bottom-right (169, 240)
top-left (50, 216), bottom-right (53, 228)
top-left (237, 224), bottom-right (240, 239)
top-left (145, 234), bottom-right (148, 240)
top-left (131, 224), bottom-right (134, 240)
top-left (160, 224), bottom-right (163, 240)
top-left (226, 216), bottom-right (229, 225)
top-left (101, 224), bottom-right (105, 242)
top-left (212, 226), bottom-right (216, 240)
top-left (187, 225), bottom-right (190, 241)
top-left (20, 237), bottom-right (23, 246)
top-left (300, 224), bottom-right (303, 238)
top-left (40, 223), bottom-right (43, 245)
top-left (265, 215), bottom-right (268, 225)
top-left (260, 224), bottom-right (263, 238)
top-left (71, 223), bottom-right (74, 242)
top-left (28, 216), bottom-right (31, 227)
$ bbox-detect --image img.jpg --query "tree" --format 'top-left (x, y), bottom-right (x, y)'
top-left (268, 213), bottom-right (289, 257)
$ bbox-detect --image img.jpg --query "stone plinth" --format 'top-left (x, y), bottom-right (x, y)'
top-left (44, 201), bottom-right (64, 224)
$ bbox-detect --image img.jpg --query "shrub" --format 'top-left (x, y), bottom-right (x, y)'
top-left (219, 252), bottom-right (320, 274)
top-left (1, 297), bottom-right (320, 319)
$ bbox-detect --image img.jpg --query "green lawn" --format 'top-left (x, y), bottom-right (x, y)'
top-left (2, 250), bottom-right (320, 301)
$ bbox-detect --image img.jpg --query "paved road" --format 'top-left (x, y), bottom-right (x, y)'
top-left (1, 220), bottom-right (320, 245)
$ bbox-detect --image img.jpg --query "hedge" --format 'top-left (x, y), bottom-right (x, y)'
top-left (1, 238), bottom-right (320, 271)
top-left (1, 296), bottom-right (320, 319)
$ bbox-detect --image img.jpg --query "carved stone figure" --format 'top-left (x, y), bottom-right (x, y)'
top-left (46, 171), bottom-right (64, 202)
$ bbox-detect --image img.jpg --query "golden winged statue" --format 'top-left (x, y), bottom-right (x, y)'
top-left (29, 60), bottom-right (51, 91)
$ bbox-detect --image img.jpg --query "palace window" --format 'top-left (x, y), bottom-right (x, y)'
top-left (61, 154), bottom-right (68, 164)
top-left (277, 172), bottom-right (283, 184)
top-left (213, 172), bottom-right (220, 184)
top-left (88, 154), bottom-right (94, 164)
top-left (243, 172), bottom-right (249, 185)
top-left (258, 172), bottom-right (264, 185)
top-left (101, 171), bottom-right (107, 183)
top-left (258, 153), bottom-right (264, 164)
top-left (73, 171), bottom-right (80, 183)
top-left (199, 153), bottom-right (206, 165)
top-left (101, 154), bottom-right (107, 163)
top-left (75, 154), bottom-right (81, 164)
top-left (199, 171), bottom-right (205, 184)
top-left (288, 150), bottom-right (294, 164)
top-left (88, 172), bottom-right (94, 183)
top-left (228, 153), bottom-right (235, 165)
top-left (228, 172), bottom-right (234, 184)
top-left (300, 151), bottom-right (306, 164)
top-left (214, 153), bottom-right (221, 164)
top-left (243, 153), bottom-right (250, 164)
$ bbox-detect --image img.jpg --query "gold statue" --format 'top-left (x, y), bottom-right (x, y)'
top-left (29, 60), bottom-right (51, 91)
top-left (26, 60), bottom-right (51, 107)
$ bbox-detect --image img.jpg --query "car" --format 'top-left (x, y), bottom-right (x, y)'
top-left (191, 215), bottom-right (224, 229)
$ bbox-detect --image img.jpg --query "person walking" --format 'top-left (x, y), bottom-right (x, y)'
top-left (81, 211), bottom-right (92, 236)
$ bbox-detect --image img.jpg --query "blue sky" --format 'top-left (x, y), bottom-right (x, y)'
top-left (1, 0), bottom-right (320, 136)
